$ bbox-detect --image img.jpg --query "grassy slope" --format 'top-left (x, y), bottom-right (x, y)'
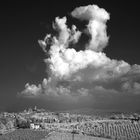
top-left (0, 129), bottom-right (49, 140)
top-left (45, 132), bottom-right (111, 140)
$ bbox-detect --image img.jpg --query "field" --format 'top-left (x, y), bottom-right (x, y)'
top-left (0, 129), bottom-right (49, 140)
top-left (0, 120), bottom-right (140, 140)
top-left (0, 130), bottom-right (111, 140)
top-left (44, 132), bottom-right (111, 140)
top-left (1, 120), bottom-right (140, 140)
top-left (76, 120), bottom-right (140, 140)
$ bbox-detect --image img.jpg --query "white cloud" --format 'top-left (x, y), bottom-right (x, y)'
top-left (20, 4), bottom-right (140, 104)
top-left (133, 82), bottom-right (140, 94)
top-left (71, 4), bottom-right (110, 51)
top-left (121, 81), bottom-right (140, 95)
top-left (21, 83), bottom-right (42, 97)
top-left (122, 82), bottom-right (131, 91)
top-left (53, 17), bottom-right (70, 45)
top-left (77, 88), bottom-right (89, 96)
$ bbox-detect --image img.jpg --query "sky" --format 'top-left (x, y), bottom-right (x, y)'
top-left (0, 1), bottom-right (140, 112)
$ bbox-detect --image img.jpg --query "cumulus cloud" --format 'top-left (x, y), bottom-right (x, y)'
top-left (71, 4), bottom-right (110, 51)
top-left (122, 81), bottom-right (140, 94)
top-left (21, 83), bottom-right (42, 97)
top-left (77, 88), bottom-right (89, 96)
top-left (133, 82), bottom-right (140, 94)
top-left (20, 4), bottom-right (140, 108)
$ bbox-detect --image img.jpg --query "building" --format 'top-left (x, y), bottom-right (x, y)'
top-left (30, 123), bottom-right (40, 129)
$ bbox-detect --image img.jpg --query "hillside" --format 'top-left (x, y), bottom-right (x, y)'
top-left (0, 107), bottom-right (140, 139)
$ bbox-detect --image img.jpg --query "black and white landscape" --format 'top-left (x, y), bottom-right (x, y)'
top-left (0, 1), bottom-right (140, 139)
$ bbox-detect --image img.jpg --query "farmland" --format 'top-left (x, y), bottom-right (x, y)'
top-left (0, 129), bottom-right (49, 140)
top-left (45, 132), bottom-right (111, 140)
top-left (1, 121), bottom-right (140, 140)
top-left (75, 120), bottom-right (140, 139)
top-left (0, 107), bottom-right (140, 139)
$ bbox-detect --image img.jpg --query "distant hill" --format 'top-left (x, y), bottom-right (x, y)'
top-left (58, 108), bottom-right (136, 117)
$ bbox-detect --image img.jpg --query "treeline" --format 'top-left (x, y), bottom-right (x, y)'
top-left (0, 115), bottom-right (31, 134)
top-left (0, 117), bottom-right (15, 134)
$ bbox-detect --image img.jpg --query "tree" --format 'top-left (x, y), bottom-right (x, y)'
top-left (5, 120), bottom-right (14, 130)
top-left (15, 117), bottom-right (30, 129)
top-left (0, 122), bottom-right (6, 135)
